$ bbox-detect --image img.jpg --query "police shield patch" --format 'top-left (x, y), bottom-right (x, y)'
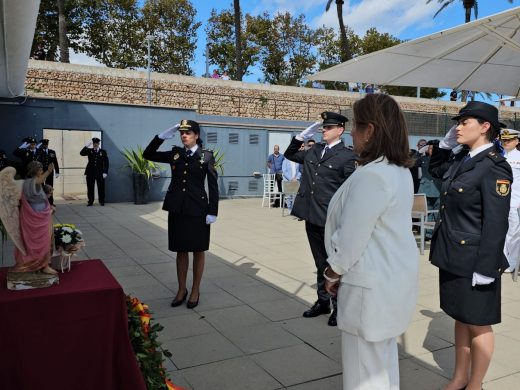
top-left (496, 180), bottom-right (511, 196)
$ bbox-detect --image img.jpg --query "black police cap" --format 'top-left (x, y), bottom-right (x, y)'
top-left (41, 139), bottom-right (49, 145)
top-left (321, 112), bottom-right (348, 127)
top-left (179, 119), bottom-right (200, 134)
top-left (452, 101), bottom-right (506, 130)
top-left (92, 137), bottom-right (101, 143)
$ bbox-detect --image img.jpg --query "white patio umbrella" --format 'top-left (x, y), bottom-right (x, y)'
top-left (308, 6), bottom-right (520, 97)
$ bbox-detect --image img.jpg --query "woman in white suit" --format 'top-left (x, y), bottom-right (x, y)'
top-left (324, 94), bottom-right (419, 390)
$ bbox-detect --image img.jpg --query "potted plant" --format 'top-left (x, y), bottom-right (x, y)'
top-left (122, 146), bottom-right (161, 204)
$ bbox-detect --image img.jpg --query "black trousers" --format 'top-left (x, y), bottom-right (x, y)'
top-left (45, 173), bottom-right (54, 205)
top-left (273, 174), bottom-right (283, 206)
top-left (86, 173), bottom-right (105, 204)
top-left (305, 221), bottom-right (336, 308)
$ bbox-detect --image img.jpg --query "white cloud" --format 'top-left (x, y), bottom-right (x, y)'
top-left (320, 0), bottom-right (438, 36)
top-left (69, 49), bottom-right (105, 67)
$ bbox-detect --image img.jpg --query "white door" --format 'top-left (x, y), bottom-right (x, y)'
top-left (42, 129), bottom-right (102, 198)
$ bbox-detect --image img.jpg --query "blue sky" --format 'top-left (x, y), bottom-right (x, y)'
top-left (71, 1), bottom-right (518, 97)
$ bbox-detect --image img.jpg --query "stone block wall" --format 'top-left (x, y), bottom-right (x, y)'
top-left (25, 60), bottom-right (519, 123)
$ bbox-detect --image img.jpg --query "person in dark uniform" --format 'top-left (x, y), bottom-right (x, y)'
top-left (13, 137), bottom-right (39, 178)
top-left (80, 137), bottom-right (109, 206)
top-left (284, 112), bottom-right (357, 326)
top-left (37, 139), bottom-right (59, 205)
top-left (143, 119), bottom-right (219, 309)
top-left (0, 149), bottom-right (9, 171)
top-left (428, 101), bottom-right (512, 390)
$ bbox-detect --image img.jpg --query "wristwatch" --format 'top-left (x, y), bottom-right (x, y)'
top-left (323, 266), bottom-right (340, 283)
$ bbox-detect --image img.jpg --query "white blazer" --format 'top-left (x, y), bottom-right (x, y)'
top-left (325, 157), bottom-right (419, 342)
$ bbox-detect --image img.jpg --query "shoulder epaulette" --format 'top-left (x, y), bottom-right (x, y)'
top-left (486, 150), bottom-right (506, 163)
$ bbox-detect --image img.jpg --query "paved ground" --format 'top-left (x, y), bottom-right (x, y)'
top-left (4, 198), bottom-right (520, 389)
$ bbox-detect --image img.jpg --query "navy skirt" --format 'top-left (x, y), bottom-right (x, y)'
top-left (168, 213), bottom-right (210, 252)
top-left (439, 269), bottom-right (501, 326)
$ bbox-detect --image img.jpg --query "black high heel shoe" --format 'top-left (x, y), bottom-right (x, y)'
top-left (171, 289), bottom-right (188, 307)
top-left (187, 292), bottom-right (200, 309)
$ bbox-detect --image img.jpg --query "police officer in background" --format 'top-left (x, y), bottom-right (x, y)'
top-left (37, 139), bottom-right (60, 205)
top-left (80, 137), bottom-right (109, 206)
top-left (143, 119), bottom-right (219, 309)
top-left (284, 112), bottom-right (357, 326)
top-left (500, 129), bottom-right (520, 273)
top-left (0, 149), bottom-right (9, 171)
top-left (13, 137), bottom-right (39, 178)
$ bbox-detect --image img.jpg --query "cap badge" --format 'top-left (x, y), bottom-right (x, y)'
top-left (496, 179), bottom-right (511, 196)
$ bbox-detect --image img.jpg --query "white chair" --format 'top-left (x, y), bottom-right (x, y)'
top-left (281, 181), bottom-right (300, 216)
top-left (412, 193), bottom-right (438, 255)
top-left (261, 174), bottom-right (282, 208)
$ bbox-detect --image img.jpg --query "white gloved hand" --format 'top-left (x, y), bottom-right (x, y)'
top-left (55, 173), bottom-right (60, 179)
top-left (19, 142), bottom-right (29, 149)
top-left (85, 141), bottom-right (93, 148)
top-left (36, 142), bottom-right (42, 149)
top-left (102, 173), bottom-right (108, 179)
top-left (205, 215), bottom-right (217, 224)
top-left (297, 121), bottom-right (321, 141)
top-left (158, 124), bottom-right (180, 140)
top-left (418, 145), bottom-right (429, 154)
top-left (439, 125), bottom-right (458, 150)
top-left (471, 272), bottom-right (495, 287)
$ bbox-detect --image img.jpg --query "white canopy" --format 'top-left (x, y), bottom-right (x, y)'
top-left (0, 0), bottom-right (40, 98)
top-left (309, 6), bottom-right (520, 97)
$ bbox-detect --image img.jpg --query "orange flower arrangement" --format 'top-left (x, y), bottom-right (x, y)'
top-left (127, 295), bottom-right (185, 390)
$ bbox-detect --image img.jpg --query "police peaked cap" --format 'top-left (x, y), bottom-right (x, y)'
top-left (92, 137), bottom-right (101, 143)
top-left (452, 101), bottom-right (506, 130)
top-left (22, 137), bottom-right (36, 143)
top-left (40, 139), bottom-right (49, 145)
top-left (179, 119), bottom-right (200, 134)
top-left (500, 129), bottom-right (520, 140)
top-left (321, 112), bottom-right (348, 127)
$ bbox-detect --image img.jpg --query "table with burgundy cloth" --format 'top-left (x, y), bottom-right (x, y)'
top-left (0, 259), bottom-right (146, 390)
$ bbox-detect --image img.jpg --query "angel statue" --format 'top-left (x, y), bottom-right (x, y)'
top-left (0, 162), bottom-right (58, 289)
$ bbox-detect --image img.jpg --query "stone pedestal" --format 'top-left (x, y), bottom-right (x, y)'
top-left (6, 271), bottom-right (59, 290)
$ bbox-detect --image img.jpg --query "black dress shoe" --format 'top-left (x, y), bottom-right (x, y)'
top-left (303, 301), bottom-right (331, 318)
top-left (87, 203), bottom-right (93, 207)
top-left (328, 309), bottom-right (337, 326)
top-left (100, 202), bottom-right (105, 206)
top-left (171, 289), bottom-right (188, 307)
top-left (187, 293), bottom-right (200, 309)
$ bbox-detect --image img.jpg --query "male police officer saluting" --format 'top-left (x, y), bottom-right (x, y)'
top-left (13, 137), bottom-right (39, 178)
top-left (80, 137), bottom-right (109, 206)
top-left (37, 139), bottom-right (60, 205)
top-left (284, 112), bottom-right (357, 326)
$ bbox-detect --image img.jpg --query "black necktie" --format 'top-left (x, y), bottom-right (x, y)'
top-left (462, 154), bottom-right (471, 164)
top-left (186, 150), bottom-right (192, 157)
top-left (323, 146), bottom-right (330, 158)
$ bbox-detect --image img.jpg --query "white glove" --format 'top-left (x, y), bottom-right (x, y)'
top-left (471, 272), bottom-right (495, 287)
top-left (36, 142), bottom-right (42, 149)
top-left (85, 141), bottom-right (93, 148)
top-left (55, 173), bottom-right (60, 179)
top-left (102, 173), bottom-right (108, 179)
top-left (297, 121), bottom-right (321, 141)
top-left (158, 124), bottom-right (180, 140)
top-left (439, 125), bottom-right (458, 150)
top-left (206, 215), bottom-right (217, 224)
top-left (19, 142), bottom-right (29, 149)
top-left (418, 145), bottom-right (429, 154)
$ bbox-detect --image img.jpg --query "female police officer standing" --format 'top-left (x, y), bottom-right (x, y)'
top-left (429, 101), bottom-right (512, 390)
top-left (144, 119), bottom-right (218, 309)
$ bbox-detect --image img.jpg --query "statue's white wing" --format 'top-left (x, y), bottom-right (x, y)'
top-left (0, 167), bottom-right (26, 255)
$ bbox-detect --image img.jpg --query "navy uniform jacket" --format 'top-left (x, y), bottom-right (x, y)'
top-left (429, 145), bottom-right (512, 279)
top-left (284, 137), bottom-right (356, 227)
top-left (80, 147), bottom-right (109, 176)
top-left (37, 148), bottom-right (60, 174)
top-left (143, 136), bottom-right (219, 217)
top-left (13, 147), bottom-right (39, 176)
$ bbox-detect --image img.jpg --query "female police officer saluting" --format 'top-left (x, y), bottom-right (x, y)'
top-left (144, 119), bottom-right (218, 309)
top-left (429, 101), bottom-right (512, 390)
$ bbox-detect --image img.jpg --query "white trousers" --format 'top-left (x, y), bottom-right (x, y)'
top-left (504, 207), bottom-right (520, 270)
top-left (342, 333), bottom-right (399, 390)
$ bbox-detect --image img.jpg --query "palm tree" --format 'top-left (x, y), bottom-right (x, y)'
top-left (427, 0), bottom-right (514, 23)
top-left (234, 0), bottom-right (243, 81)
top-left (325, 0), bottom-right (352, 62)
top-left (57, 0), bottom-right (70, 63)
